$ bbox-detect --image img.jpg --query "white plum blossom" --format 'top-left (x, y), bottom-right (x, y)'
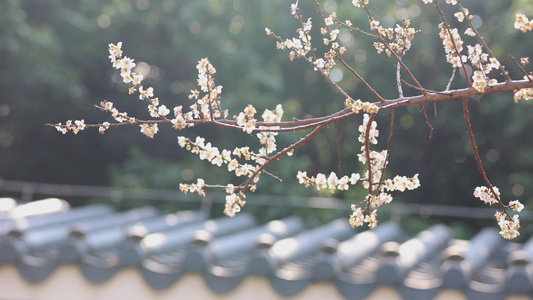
top-left (509, 200), bottom-right (524, 212)
top-left (140, 123), bottom-right (158, 138)
top-left (474, 186), bottom-right (500, 205)
top-left (296, 113), bottom-right (420, 229)
top-left (514, 13), bottom-right (533, 33)
top-left (352, 0), bottom-right (369, 8)
top-left (51, 0), bottom-right (532, 240)
top-left (315, 173), bottom-right (327, 190)
top-left (495, 212), bottom-right (520, 240)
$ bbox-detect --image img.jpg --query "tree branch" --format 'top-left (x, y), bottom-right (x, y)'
top-left (462, 97), bottom-right (511, 218)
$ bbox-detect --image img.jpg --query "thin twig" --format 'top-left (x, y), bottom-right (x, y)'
top-left (508, 54), bottom-right (532, 81)
top-left (336, 55), bottom-right (385, 102)
top-left (363, 6), bottom-right (427, 95)
top-left (238, 123), bottom-right (329, 196)
top-left (459, 2), bottom-right (510, 82)
top-left (375, 108), bottom-right (395, 194)
top-left (462, 97), bottom-right (510, 218)
top-left (435, 0), bottom-right (472, 87)
top-left (446, 67), bottom-right (457, 91)
top-left (310, 0), bottom-right (385, 103)
top-left (419, 104), bottom-right (434, 140)
top-left (396, 61), bottom-right (404, 98)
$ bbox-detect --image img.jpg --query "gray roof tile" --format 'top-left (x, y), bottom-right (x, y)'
top-left (2, 197), bottom-right (533, 299)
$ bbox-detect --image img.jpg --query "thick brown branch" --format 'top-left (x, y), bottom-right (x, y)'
top-left (336, 55), bottom-right (385, 102)
top-left (381, 79), bottom-right (533, 108)
top-left (48, 80), bottom-right (533, 135)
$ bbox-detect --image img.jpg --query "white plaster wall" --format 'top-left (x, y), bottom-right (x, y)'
top-left (0, 265), bottom-right (528, 300)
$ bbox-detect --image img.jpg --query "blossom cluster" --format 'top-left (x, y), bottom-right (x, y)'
top-left (177, 136), bottom-right (257, 176)
top-left (235, 105), bottom-right (258, 134)
top-left (515, 13), bottom-right (533, 33)
top-left (268, 14), bottom-right (312, 62)
top-left (316, 12), bottom-right (347, 75)
top-left (297, 171), bottom-right (361, 192)
top-left (439, 25), bottom-right (465, 68)
top-left (107, 42), bottom-right (168, 136)
top-left (176, 61), bottom-right (286, 217)
top-left (268, 3), bottom-right (423, 229)
top-left (297, 170), bottom-right (419, 197)
top-left (514, 86), bottom-right (533, 102)
top-left (474, 185), bottom-right (524, 239)
top-left (358, 113), bottom-right (379, 145)
top-left (438, 12), bottom-right (500, 92)
top-left (256, 104), bottom-right (284, 156)
top-left (495, 212), bottom-right (520, 240)
top-left (351, 0), bottom-right (369, 8)
top-left (179, 178), bottom-right (206, 197)
top-left (266, 2), bottom-right (347, 77)
top-left (468, 44), bottom-right (500, 92)
top-left (54, 119), bottom-right (86, 135)
top-left (435, 2), bottom-right (515, 92)
top-left (67, 42), bottom-right (290, 217)
top-left (178, 107), bottom-right (284, 163)
top-left (140, 123), bottom-right (159, 138)
top-left (371, 19), bottom-right (418, 57)
top-left (98, 100), bottom-right (134, 125)
top-left (454, 8), bottom-right (470, 23)
top-left (509, 200), bottom-right (525, 212)
top-left (58, 43), bottom-right (228, 138)
top-left (350, 207), bottom-right (377, 228)
top-left (473, 186), bottom-right (500, 205)
top-left (177, 135), bottom-right (257, 217)
top-left (514, 43), bottom-right (533, 99)
top-left (423, 0), bottom-right (457, 5)
top-left (224, 193), bottom-right (246, 217)
top-left (54, 43), bottom-right (168, 137)
top-left (177, 118), bottom-right (290, 217)
top-left (189, 58), bottom-right (227, 121)
top-left (345, 98), bottom-right (380, 115)
top-left (297, 113), bottom-right (420, 229)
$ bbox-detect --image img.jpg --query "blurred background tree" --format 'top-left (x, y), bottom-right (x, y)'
top-left (1, 0), bottom-right (533, 233)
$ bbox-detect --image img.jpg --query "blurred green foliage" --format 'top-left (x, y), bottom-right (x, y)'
top-left (1, 0), bottom-right (533, 230)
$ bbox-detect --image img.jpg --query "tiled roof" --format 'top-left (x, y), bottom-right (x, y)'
top-left (1, 197), bottom-right (532, 299)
